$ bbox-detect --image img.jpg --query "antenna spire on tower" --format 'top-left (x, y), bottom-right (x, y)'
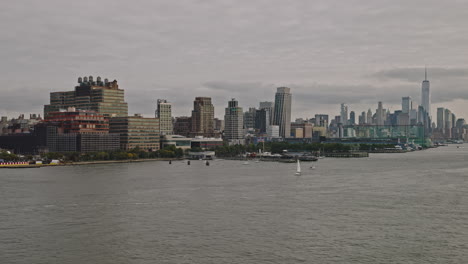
top-left (425, 66), bottom-right (427, 80)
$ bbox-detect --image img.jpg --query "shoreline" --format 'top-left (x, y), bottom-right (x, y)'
top-left (0, 158), bottom-right (183, 168)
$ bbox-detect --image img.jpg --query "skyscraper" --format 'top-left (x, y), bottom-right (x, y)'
top-left (349, 111), bottom-right (356, 125)
top-left (272, 87), bottom-right (292, 138)
top-left (259, 101), bottom-right (274, 125)
top-left (421, 68), bottom-right (431, 117)
top-left (437, 107), bottom-right (445, 131)
top-left (366, 109), bottom-right (373, 125)
top-left (402, 96), bottom-right (413, 114)
top-left (155, 99), bottom-right (172, 135)
top-left (340, 103), bottom-right (348, 125)
top-left (224, 99), bottom-right (244, 142)
top-left (191, 97), bottom-right (215, 137)
top-left (376, 102), bottom-right (385, 126)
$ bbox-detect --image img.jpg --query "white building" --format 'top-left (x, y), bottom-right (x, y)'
top-left (156, 99), bottom-right (172, 135)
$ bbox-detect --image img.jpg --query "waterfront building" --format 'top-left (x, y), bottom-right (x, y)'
top-left (44, 76), bottom-right (128, 119)
top-left (191, 97), bottom-right (215, 137)
top-left (156, 99), bottom-right (172, 135)
top-left (272, 87), bottom-right (292, 138)
top-left (213, 118), bottom-right (224, 133)
top-left (266, 125), bottom-right (280, 139)
top-left (109, 114), bottom-right (160, 151)
top-left (291, 122), bottom-right (313, 138)
top-left (45, 108), bottom-right (109, 134)
top-left (0, 114), bottom-right (42, 135)
top-left (224, 99), bottom-right (244, 142)
top-left (421, 68), bottom-right (431, 117)
top-left (173, 116), bottom-right (192, 137)
top-left (190, 137), bottom-right (223, 149)
top-left (160, 135), bottom-right (191, 150)
top-left (36, 108), bottom-right (120, 153)
top-left (255, 108), bottom-right (270, 134)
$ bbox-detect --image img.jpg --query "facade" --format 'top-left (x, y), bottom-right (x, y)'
top-left (259, 101), bottom-right (274, 125)
top-left (349, 111), bottom-right (356, 125)
top-left (266, 125), bottom-right (280, 139)
top-left (421, 69), bottom-right (431, 117)
top-left (402, 96), bottom-right (413, 114)
top-left (156, 99), bottom-right (172, 135)
top-left (173, 116), bottom-right (192, 137)
top-left (272, 87), bottom-right (292, 138)
top-left (437, 107), bottom-right (445, 131)
top-left (44, 76), bottom-right (128, 119)
top-left (190, 137), bottom-right (223, 149)
top-left (191, 97), bottom-right (215, 137)
top-left (291, 122), bottom-right (313, 138)
top-left (224, 99), bottom-right (244, 141)
top-left (160, 135), bottom-right (192, 150)
top-left (376, 102), bottom-right (385, 126)
top-left (340, 104), bottom-right (348, 125)
top-left (109, 114), bottom-right (160, 151)
top-left (314, 114), bottom-right (329, 127)
top-left (243, 107), bottom-right (256, 130)
top-left (255, 108), bottom-right (270, 133)
top-left (45, 108), bottom-right (109, 134)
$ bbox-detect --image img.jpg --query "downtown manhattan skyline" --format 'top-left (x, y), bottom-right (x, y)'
top-left (1, 1), bottom-right (468, 120)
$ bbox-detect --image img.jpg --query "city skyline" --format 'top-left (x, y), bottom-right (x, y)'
top-left (1, 1), bottom-right (468, 120)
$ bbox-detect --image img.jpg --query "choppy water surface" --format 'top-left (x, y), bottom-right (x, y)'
top-left (1, 145), bottom-right (468, 263)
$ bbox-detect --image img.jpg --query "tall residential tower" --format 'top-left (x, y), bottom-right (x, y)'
top-left (156, 99), bottom-right (172, 135)
top-left (272, 87), bottom-right (292, 138)
top-left (224, 99), bottom-right (244, 142)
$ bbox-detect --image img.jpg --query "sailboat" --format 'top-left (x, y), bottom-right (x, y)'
top-left (295, 159), bottom-right (301, 176)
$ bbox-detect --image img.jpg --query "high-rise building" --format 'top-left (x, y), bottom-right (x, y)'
top-left (156, 99), bottom-right (172, 135)
top-left (349, 111), bottom-right (356, 125)
top-left (421, 68), bottom-right (431, 117)
top-left (224, 99), bottom-right (244, 142)
top-left (367, 109), bottom-right (373, 125)
top-left (437, 107), bottom-right (445, 130)
top-left (173, 116), bottom-right (191, 137)
top-left (376, 102), bottom-right (385, 126)
top-left (109, 114), bottom-right (160, 151)
top-left (44, 76), bottom-right (128, 119)
top-left (191, 97), bottom-right (215, 137)
top-left (272, 87), bottom-right (292, 138)
top-left (243, 107), bottom-right (256, 130)
top-left (359, 111), bottom-right (366, 125)
top-left (402, 96), bottom-right (413, 114)
top-left (314, 114), bottom-right (329, 128)
top-left (259, 101), bottom-right (274, 125)
top-left (340, 103), bottom-right (348, 125)
top-left (255, 108), bottom-right (270, 133)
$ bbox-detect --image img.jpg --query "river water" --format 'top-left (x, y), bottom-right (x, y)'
top-left (1, 145), bottom-right (467, 263)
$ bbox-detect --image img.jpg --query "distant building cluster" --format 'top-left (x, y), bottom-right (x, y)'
top-left (1, 70), bottom-right (467, 154)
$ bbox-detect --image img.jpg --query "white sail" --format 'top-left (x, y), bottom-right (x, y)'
top-left (297, 159), bottom-right (301, 173)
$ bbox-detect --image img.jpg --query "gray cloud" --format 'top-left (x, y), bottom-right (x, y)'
top-left (1, 0), bottom-right (468, 120)
top-left (371, 67), bottom-right (468, 83)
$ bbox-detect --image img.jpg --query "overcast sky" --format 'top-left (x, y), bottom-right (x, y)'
top-left (1, 0), bottom-right (468, 120)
